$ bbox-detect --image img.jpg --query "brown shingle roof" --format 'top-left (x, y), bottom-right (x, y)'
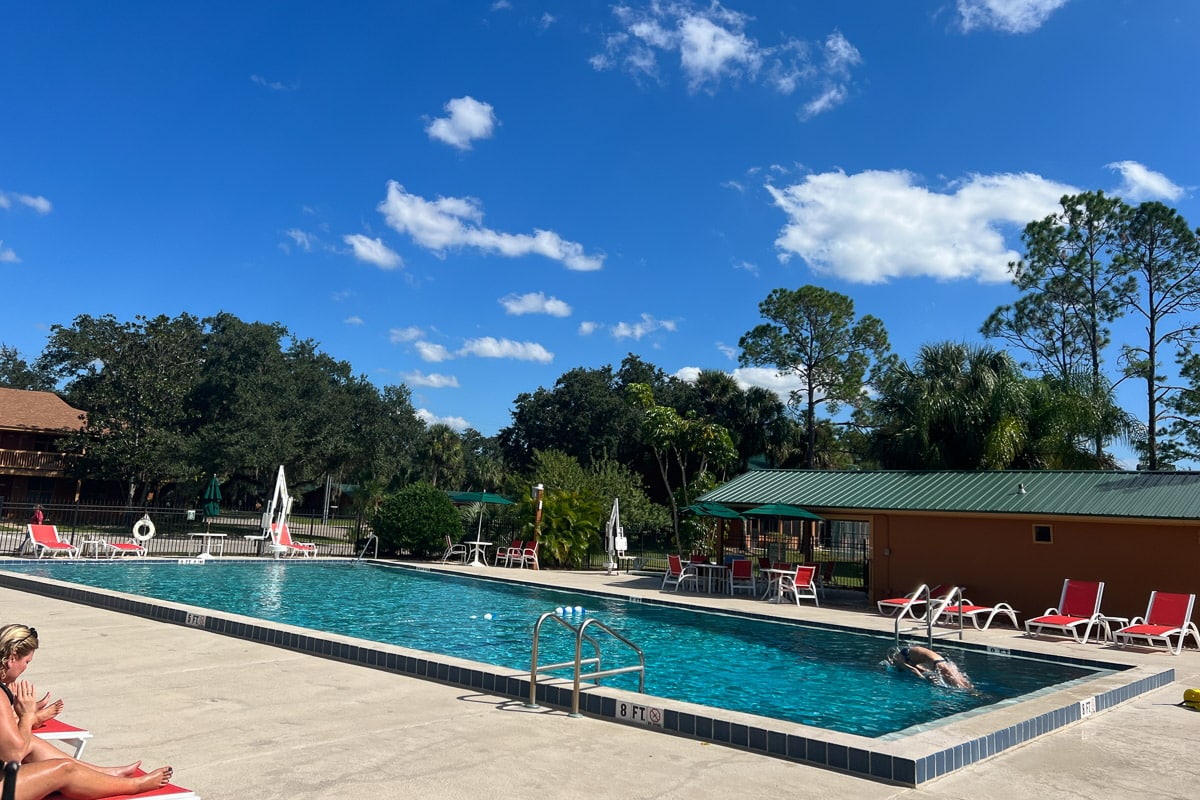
top-left (0, 387), bottom-right (86, 431)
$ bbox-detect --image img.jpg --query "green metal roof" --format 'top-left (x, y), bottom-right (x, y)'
top-left (697, 469), bottom-right (1200, 521)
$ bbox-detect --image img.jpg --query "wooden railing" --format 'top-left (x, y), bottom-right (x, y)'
top-left (0, 449), bottom-right (69, 475)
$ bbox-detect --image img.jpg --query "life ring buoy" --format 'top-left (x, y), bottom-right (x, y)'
top-left (132, 515), bottom-right (157, 542)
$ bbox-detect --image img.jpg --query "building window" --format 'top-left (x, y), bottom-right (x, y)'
top-left (1032, 524), bottom-right (1052, 544)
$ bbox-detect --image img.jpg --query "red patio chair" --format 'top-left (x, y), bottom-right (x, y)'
top-left (729, 559), bottom-right (756, 596)
top-left (780, 564), bottom-right (819, 607)
top-left (24, 524), bottom-right (78, 559)
top-left (662, 554), bottom-right (698, 592)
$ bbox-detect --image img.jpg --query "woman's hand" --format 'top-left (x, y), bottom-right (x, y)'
top-left (11, 681), bottom-right (39, 722)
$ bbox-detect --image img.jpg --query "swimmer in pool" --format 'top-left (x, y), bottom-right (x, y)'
top-left (887, 645), bottom-right (973, 689)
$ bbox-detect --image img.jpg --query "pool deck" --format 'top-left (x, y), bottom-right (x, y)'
top-left (3, 559), bottom-right (1198, 799)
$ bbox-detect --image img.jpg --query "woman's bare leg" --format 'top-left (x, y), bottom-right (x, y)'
top-left (14, 758), bottom-right (171, 800)
top-left (24, 737), bottom-right (140, 776)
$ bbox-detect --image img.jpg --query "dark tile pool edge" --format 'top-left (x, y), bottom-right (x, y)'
top-left (0, 568), bottom-right (1175, 787)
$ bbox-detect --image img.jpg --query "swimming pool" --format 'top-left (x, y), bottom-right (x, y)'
top-left (0, 560), bottom-right (1100, 737)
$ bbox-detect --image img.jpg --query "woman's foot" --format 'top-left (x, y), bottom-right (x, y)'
top-left (134, 766), bottom-right (173, 791)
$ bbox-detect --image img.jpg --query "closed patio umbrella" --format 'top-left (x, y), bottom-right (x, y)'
top-left (202, 474), bottom-right (222, 532)
top-left (683, 501), bottom-right (744, 519)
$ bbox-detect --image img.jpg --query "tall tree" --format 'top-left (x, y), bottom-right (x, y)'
top-left (421, 423), bottom-right (464, 488)
top-left (1113, 201), bottom-right (1200, 470)
top-left (981, 191), bottom-right (1133, 461)
top-left (36, 313), bottom-right (205, 505)
top-left (627, 383), bottom-right (736, 552)
top-left (0, 344), bottom-right (54, 391)
top-left (738, 285), bottom-right (890, 468)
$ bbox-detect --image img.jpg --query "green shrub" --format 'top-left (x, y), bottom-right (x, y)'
top-left (371, 482), bottom-right (460, 558)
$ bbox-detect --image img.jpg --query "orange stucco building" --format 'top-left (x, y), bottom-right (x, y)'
top-left (701, 469), bottom-right (1200, 624)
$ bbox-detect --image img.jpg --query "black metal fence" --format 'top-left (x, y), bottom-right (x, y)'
top-left (0, 500), bottom-right (362, 558)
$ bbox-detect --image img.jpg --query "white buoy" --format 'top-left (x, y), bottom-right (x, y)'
top-left (484, 613), bottom-right (493, 620)
top-left (574, 605), bottom-right (583, 615)
top-left (556, 606), bottom-right (564, 615)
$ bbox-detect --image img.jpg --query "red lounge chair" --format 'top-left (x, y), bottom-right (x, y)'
top-left (99, 540), bottom-right (147, 558)
top-left (1114, 591), bottom-right (1200, 655)
top-left (24, 525), bottom-right (78, 559)
top-left (1025, 579), bottom-right (1106, 643)
top-left (780, 564), bottom-right (819, 607)
top-left (936, 597), bottom-right (1020, 630)
top-left (876, 584), bottom-right (955, 620)
top-left (34, 718), bottom-right (93, 758)
top-left (46, 767), bottom-right (200, 800)
top-left (269, 523), bottom-right (317, 559)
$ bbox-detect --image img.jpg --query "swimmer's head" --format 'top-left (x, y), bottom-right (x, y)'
top-left (885, 647), bottom-right (903, 668)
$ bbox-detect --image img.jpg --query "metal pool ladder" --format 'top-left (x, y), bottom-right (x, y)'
top-left (355, 533), bottom-right (378, 562)
top-left (893, 584), bottom-right (965, 647)
top-left (527, 611), bottom-right (645, 718)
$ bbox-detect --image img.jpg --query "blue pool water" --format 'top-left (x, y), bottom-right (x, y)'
top-left (1, 561), bottom-right (1101, 737)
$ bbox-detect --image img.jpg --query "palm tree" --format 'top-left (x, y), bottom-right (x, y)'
top-left (422, 424), bottom-right (464, 488)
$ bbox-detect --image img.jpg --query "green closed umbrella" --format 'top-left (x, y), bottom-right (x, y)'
top-left (742, 503), bottom-right (822, 521)
top-left (203, 475), bottom-right (222, 531)
top-left (683, 501), bottom-right (744, 519)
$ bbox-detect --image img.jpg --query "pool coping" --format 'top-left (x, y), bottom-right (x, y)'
top-left (0, 560), bottom-right (1174, 787)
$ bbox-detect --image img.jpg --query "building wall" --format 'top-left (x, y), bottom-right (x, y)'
top-left (869, 512), bottom-right (1200, 623)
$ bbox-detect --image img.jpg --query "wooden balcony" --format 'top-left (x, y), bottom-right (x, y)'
top-left (0, 448), bottom-right (70, 476)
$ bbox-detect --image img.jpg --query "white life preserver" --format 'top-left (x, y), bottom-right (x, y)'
top-left (132, 515), bottom-right (157, 542)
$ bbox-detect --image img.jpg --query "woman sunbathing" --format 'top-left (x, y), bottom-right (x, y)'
top-left (1, 623), bottom-right (174, 799)
top-left (887, 644), bottom-right (973, 689)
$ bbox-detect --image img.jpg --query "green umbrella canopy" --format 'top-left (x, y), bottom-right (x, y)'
top-left (742, 503), bottom-right (822, 521)
top-left (447, 491), bottom-right (513, 506)
top-left (202, 474), bottom-right (222, 518)
top-left (683, 501), bottom-right (744, 519)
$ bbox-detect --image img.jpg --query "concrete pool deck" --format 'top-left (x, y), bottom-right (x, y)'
top-left (2, 560), bottom-right (1197, 799)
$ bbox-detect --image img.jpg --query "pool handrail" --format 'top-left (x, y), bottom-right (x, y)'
top-left (894, 585), bottom-right (965, 647)
top-left (527, 611), bottom-right (646, 717)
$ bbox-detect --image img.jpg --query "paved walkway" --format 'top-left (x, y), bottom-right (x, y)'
top-left (3, 564), bottom-right (1197, 799)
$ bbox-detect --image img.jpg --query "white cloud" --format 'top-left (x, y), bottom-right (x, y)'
top-left (716, 342), bottom-right (738, 360)
top-left (416, 408), bottom-right (470, 431)
top-left (0, 190), bottom-right (52, 214)
top-left (285, 228), bottom-right (316, 252)
top-left (250, 74), bottom-right (297, 91)
top-left (415, 341), bottom-right (453, 362)
top-left (611, 313), bottom-right (678, 341)
top-left (403, 370), bottom-right (460, 388)
top-left (343, 234), bottom-right (403, 269)
top-left (767, 168), bottom-right (1077, 284)
top-left (0, 241), bottom-right (18, 263)
top-left (592, 4), bottom-right (861, 117)
top-left (733, 260), bottom-right (759, 276)
top-left (1106, 161), bottom-right (1185, 203)
top-left (957, 0), bottom-right (1070, 34)
top-left (344, 316), bottom-right (364, 326)
top-left (500, 291), bottom-right (572, 317)
top-left (425, 96), bottom-right (498, 150)
top-left (675, 365), bottom-right (806, 404)
top-left (459, 337), bottom-right (553, 363)
top-left (389, 326), bottom-right (424, 343)
top-left (377, 181), bottom-right (604, 271)
top-left (578, 321), bottom-right (599, 336)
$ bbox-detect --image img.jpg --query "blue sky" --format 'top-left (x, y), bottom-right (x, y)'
top-left (3, 1), bottom-right (1198, 466)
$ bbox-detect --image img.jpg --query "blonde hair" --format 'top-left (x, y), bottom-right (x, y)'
top-left (0, 624), bottom-right (39, 681)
